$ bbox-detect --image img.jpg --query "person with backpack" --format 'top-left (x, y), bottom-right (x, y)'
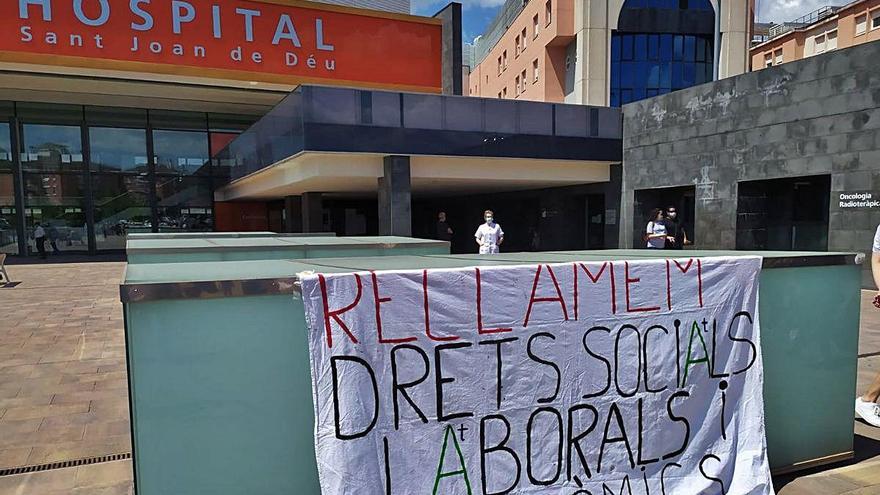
top-left (644, 208), bottom-right (672, 249)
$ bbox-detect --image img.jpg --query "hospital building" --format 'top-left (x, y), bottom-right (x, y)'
top-left (467, 0), bottom-right (755, 106)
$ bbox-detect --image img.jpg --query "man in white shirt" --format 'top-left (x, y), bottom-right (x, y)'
top-left (856, 223), bottom-right (880, 427)
top-left (475, 210), bottom-right (504, 254)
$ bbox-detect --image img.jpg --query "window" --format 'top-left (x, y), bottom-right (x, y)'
top-left (533, 59), bottom-right (540, 81)
top-left (498, 92), bottom-right (502, 99)
top-left (521, 28), bottom-right (528, 49)
top-left (533, 14), bottom-right (540, 38)
top-left (764, 52), bottom-right (772, 68)
top-left (155, 177), bottom-right (214, 232)
top-left (21, 124), bottom-right (84, 172)
top-left (545, 0), bottom-right (552, 26)
top-left (855, 13), bottom-right (867, 35)
top-left (153, 130), bottom-right (210, 176)
top-left (872, 9), bottom-right (880, 30)
top-left (806, 24), bottom-right (838, 56)
top-left (502, 87), bottom-right (507, 98)
top-left (773, 49), bottom-right (782, 65)
top-left (0, 123), bottom-right (17, 255)
top-left (93, 174), bottom-right (150, 250)
top-left (497, 56), bottom-right (502, 75)
top-left (89, 127), bottom-right (148, 173)
top-left (827, 30), bottom-right (837, 50)
top-left (521, 69), bottom-right (527, 90)
top-left (814, 33), bottom-right (826, 53)
top-left (610, 33), bottom-right (713, 106)
top-left (24, 174), bottom-right (87, 253)
top-left (502, 50), bottom-right (508, 69)
top-left (515, 75), bottom-right (521, 95)
top-left (515, 35), bottom-right (521, 57)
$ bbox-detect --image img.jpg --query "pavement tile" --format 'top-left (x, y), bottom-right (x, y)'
top-left (74, 460), bottom-right (133, 488)
top-left (0, 465), bottom-right (78, 493)
top-left (1, 403), bottom-right (91, 422)
top-left (777, 475), bottom-right (865, 495)
top-left (26, 437), bottom-right (131, 465)
top-left (0, 448), bottom-right (32, 468)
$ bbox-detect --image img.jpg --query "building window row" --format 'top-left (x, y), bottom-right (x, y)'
top-left (763, 48), bottom-right (783, 68)
top-left (485, 2), bottom-right (551, 95)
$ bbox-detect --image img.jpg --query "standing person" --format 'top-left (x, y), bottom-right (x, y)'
top-left (435, 211), bottom-right (453, 242)
top-left (664, 205), bottom-right (690, 250)
top-left (855, 223), bottom-right (880, 427)
top-left (48, 224), bottom-right (60, 254)
top-left (475, 210), bottom-right (504, 254)
top-left (645, 208), bottom-right (671, 249)
top-left (33, 223), bottom-right (47, 259)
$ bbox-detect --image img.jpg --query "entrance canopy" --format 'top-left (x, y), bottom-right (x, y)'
top-left (213, 85), bottom-right (623, 201)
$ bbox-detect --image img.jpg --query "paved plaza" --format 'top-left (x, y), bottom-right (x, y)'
top-left (0, 261), bottom-right (131, 495)
top-left (0, 261), bottom-right (878, 494)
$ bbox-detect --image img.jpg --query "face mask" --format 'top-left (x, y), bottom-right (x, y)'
top-left (485, 217), bottom-right (493, 223)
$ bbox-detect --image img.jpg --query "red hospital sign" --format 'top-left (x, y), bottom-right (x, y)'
top-left (0, 0), bottom-right (443, 92)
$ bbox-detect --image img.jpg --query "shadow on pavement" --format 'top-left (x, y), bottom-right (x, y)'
top-left (4, 252), bottom-right (126, 265)
top-left (772, 432), bottom-right (880, 490)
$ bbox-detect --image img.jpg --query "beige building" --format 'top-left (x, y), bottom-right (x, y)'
top-left (751, 0), bottom-right (880, 70)
top-left (469, 0), bottom-right (755, 106)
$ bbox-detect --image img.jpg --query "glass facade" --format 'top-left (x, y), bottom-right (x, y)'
top-left (0, 123), bottom-right (16, 254)
top-left (0, 103), bottom-right (257, 256)
top-left (610, 0), bottom-right (715, 107)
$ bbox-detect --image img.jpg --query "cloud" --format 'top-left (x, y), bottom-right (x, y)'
top-left (756, 0), bottom-right (828, 23)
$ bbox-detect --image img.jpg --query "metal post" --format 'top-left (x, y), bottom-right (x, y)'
top-left (146, 111), bottom-right (159, 233)
top-left (81, 122), bottom-right (96, 254)
top-left (9, 115), bottom-right (27, 256)
top-left (713, 0), bottom-right (722, 80)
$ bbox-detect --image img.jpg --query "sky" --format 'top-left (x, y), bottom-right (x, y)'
top-left (756, 0), bottom-right (830, 23)
top-left (411, 0), bottom-right (506, 42)
top-left (411, 0), bottom-right (827, 43)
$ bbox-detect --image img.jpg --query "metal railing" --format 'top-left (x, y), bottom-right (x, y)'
top-left (768, 5), bottom-right (841, 39)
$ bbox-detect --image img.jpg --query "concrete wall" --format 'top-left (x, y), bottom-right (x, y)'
top-left (621, 40), bottom-right (880, 287)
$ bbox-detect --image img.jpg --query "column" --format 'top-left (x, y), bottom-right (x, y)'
top-left (378, 155), bottom-right (411, 236)
top-left (284, 195), bottom-right (302, 233)
top-left (301, 192), bottom-right (323, 233)
top-left (604, 164), bottom-right (623, 248)
top-left (433, 3), bottom-right (463, 96)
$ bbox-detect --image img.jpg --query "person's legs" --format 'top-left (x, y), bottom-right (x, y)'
top-left (862, 373), bottom-right (880, 403)
top-left (36, 239), bottom-right (46, 259)
top-left (856, 372), bottom-right (880, 427)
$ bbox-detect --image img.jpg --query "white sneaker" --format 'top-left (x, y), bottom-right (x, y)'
top-left (855, 397), bottom-right (880, 427)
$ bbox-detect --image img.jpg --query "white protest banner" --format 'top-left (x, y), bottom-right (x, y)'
top-left (300, 256), bottom-right (774, 494)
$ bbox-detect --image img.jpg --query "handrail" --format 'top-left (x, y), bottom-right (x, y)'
top-left (768, 5), bottom-right (841, 39)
